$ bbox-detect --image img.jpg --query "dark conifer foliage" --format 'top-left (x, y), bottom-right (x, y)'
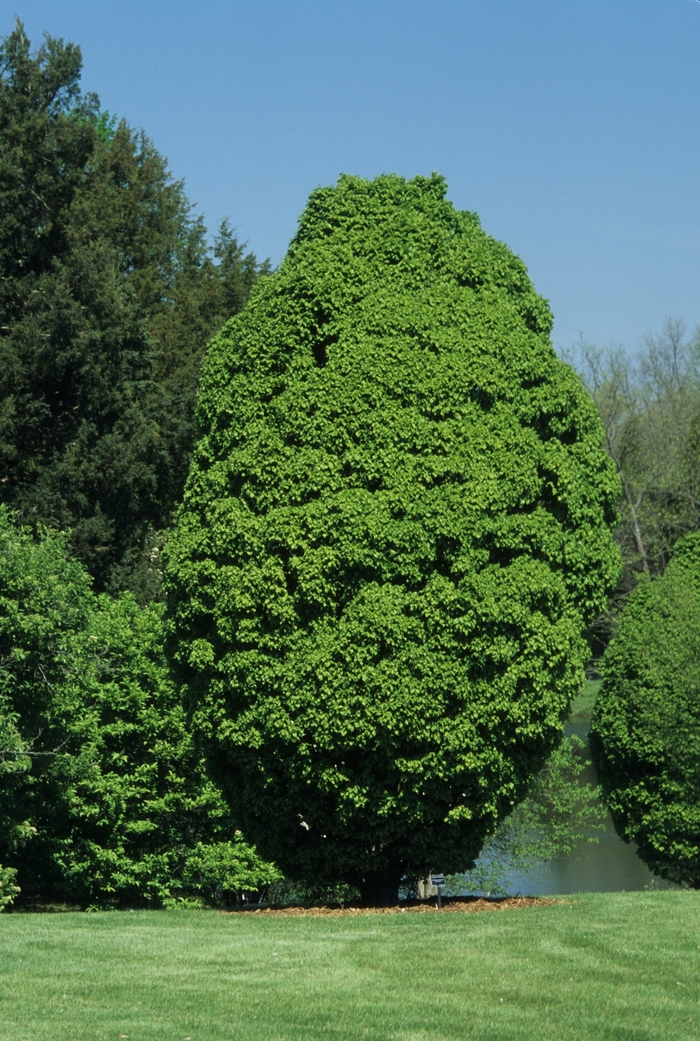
top-left (0, 21), bottom-right (268, 596)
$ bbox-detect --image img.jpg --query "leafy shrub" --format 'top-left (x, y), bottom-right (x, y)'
top-left (0, 508), bottom-right (278, 905)
top-left (180, 836), bottom-right (282, 905)
top-left (591, 532), bottom-right (700, 887)
top-left (0, 864), bottom-right (19, 910)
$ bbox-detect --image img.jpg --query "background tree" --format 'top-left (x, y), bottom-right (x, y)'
top-left (0, 22), bottom-right (268, 597)
top-left (590, 532), bottom-right (700, 888)
top-left (0, 508), bottom-right (279, 906)
top-left (570, 321), bottom-right (700, 630)
top-left (164, 172), bottom-right (621, 902)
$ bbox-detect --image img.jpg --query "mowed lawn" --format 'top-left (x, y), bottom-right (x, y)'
top-left (1, 892), bottom-right (698, 1041)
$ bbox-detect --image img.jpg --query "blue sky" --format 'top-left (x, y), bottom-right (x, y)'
top-left (8, 0), bottom-right (700, 351)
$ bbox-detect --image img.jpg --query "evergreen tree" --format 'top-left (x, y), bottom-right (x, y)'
top-left (0, 21), bottom-right (267, 596)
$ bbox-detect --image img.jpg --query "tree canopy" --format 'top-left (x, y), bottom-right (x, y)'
top-left (590, 531), bottom-right (700, 888)
top-left (164, 172), bottom-right (621, 899)
top-left (0, 22), bottom-right (268, 597)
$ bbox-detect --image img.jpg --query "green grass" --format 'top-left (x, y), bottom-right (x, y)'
top-left (569, 678), bottom-right (602, 724)
top-left (1, 892), bottom-right (699, 1040)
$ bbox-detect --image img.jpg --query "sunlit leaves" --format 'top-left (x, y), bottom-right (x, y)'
top-left (165, 173), bottom-right (620, 890)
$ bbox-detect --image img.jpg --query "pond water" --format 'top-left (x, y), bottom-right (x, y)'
top-left (505, 720), bottom-right (672, 895)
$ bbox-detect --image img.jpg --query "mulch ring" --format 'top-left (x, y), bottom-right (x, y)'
top-left (223, 896), bottom-right (559, 917)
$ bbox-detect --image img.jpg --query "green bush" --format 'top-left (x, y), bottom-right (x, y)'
top-left (0, 508), bottom-right (278, 905)
top-left (591, 532), bottom-right (700, 887)
top-left (0, 864), bottom-right (19, 910)
top-left (180, 837), bottom-right (282, 905)
top-left (164, 173), bottom-right (620, 899)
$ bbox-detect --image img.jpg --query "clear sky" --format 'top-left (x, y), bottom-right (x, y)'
top-left (8, 0), bottom-right (700, 352)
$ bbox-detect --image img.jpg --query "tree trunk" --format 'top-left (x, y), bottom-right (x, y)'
top-left (620, 475), bottom-right (650, 576)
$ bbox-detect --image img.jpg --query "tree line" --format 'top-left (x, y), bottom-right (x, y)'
top-left (568, 320), bottom-right (700, 649)
top-left (1, 19), bottom-right (698, 908)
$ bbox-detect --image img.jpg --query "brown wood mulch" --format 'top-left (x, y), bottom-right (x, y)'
top-left (223, 896), bottom-right (559, 917)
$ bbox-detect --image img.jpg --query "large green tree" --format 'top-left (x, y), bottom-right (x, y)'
top-left (0, 21), bottom-right (267, 596)
top-left (590, 532), bottom-right (700, 888)
top-left (164, 173), bottom-right (620, 901)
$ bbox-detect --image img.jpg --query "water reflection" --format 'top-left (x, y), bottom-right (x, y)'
top-left (506, 720), bottom-right (672, 895)
top-left (508, 821), bottom-right (669, 895)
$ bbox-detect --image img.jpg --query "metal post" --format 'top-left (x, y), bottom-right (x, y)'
top-left (429, 873), bottom-right (446, 910)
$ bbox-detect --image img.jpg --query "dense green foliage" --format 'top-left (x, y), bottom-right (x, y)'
top-left (591, 531), bottom-right (700, 887)
top-left (0, 865), bottom-right (19, 909)
top-left (0, 23), bottom-right (267, 596)
top-left (0, 509), bottom-right (279, 906)
top-left (165, 172), bottom-right (621, 896)
top-left (1, 895), bottom-right (699, 1040)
